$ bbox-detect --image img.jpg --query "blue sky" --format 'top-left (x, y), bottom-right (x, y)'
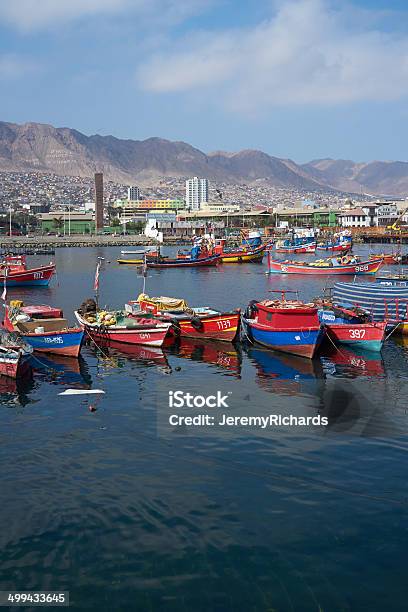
top-left (0, 0), bottom-right (407, 162)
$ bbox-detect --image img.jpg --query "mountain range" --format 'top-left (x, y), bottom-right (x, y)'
top-left (0, 121), bottom-right (407, 196)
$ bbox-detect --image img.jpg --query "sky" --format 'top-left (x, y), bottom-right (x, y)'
top-left (0, 0), bottom-right (407, 163)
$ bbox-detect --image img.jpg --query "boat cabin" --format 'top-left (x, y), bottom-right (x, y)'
top-left (256, 300), bottom-right (320, 329)
top-left (2, 255), bottom-right (28, 272)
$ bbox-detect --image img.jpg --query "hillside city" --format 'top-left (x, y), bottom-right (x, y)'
top-left (0, 170), bottom-right (406, 237)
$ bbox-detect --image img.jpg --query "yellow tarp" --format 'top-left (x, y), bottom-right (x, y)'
top-left (137, 293), bottom-right (189, 311)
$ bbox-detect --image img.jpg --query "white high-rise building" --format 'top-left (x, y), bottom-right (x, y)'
top-left (185, 177), bottom-right (208, 211)
top-left (128, 186), bottom-right (141, 201)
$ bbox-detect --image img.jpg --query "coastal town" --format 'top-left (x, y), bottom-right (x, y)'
top-left (0, 170), bottom-right (407, 243)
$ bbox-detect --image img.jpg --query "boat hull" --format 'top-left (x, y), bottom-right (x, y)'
top-left (147, 255), bottom-right (220, 268)
top-left (172, 313), bottom-right (240, 342)
top-left (75, 312), bottom-right (171, 347)
top-left (243, 319), bottom-right (324, 358)
top-left (0, 354), bottom-right (31, 378)
top-left (221, 252), bottom-right (264, 263)
top-left (275, 243), bottom-right (316, 254)
top-left (220, 244), bottom-right (266, 263)
top-left (325, 322), bottom-right (387, 352)
top-left (267, 258), bottom-right (383, 275)
top-left (0, 264), bottom-right (55, 286)
top-left (21, 329), bottom-right (84, 357)
top-left (317, 244), bottom-right (351, 252)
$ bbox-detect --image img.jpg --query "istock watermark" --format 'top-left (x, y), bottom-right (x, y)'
top-left (168, 390), bottom-right (231, 408)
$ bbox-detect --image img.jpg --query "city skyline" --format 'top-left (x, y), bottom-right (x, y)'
top-left (0, 0), bottom-right (407, 162)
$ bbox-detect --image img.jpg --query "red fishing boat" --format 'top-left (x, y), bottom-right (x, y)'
top-left (126, 294), bottom-right (240, 342)
top-left (147, 254), bottom-right (220, 268)
top-left (212, 239), bottom-right (270, 263)
top-left (266, 252), bottom-right (383, 275)
top-left (316, 242), bottom-right (351, 252)
top-left (0, 332), bottom-right (32, 379)
top-left (316, 301), bottom-right (387, 351)
top-left (324, 321), bottom-right (387, 351)
top-left (242, 292), bottom-right (325, 358)
top-left (0, 255), bottom-right (55, 287)
top-left (369, 253), bottom-right (401, 265)
top-left (75, 308), bottom-right (172, 348)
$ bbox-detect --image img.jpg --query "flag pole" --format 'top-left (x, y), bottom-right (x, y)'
top-left (142, 253), bottom-right (147, 295)
top-left (94, 256), bottom-right (104, 307)
top-left (2, 264), bottom-right (8, 304)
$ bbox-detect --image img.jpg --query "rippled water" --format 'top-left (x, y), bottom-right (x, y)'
top-left (0, 245), bottom-right (407, 611)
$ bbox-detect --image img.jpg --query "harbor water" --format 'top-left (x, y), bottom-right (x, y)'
top-left (0, 245), bottom-right (407, 611)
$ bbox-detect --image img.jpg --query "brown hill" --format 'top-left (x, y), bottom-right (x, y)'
top-left (0, 121), bottom-right (407, 196)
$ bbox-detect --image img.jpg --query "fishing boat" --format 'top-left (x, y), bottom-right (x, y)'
top-left (241, 230), bottom-right (263, 248)
top-left (120, 249), bottom-right (154, 255)
top-left (214, 241), bottom-right (268, 263)
top-left (0, 255), bottom-right (55, 287)
top-left (369, 252), bottom-right (405, 265)
top-left (242, 292), bottom-right (325, 358)
top-left (316, 302), bottom-right (387, 351)
top-left (275, 234), bottom-right (317, 254)
top-left (3, 302), bottom-right (84, 357)
top-left (317, 232), bottom-right (352, 252)
top-left (332, 281), bottom-right (408, 334)
top-left (126, 294), bottom-right (240, 342)
top-left (266, 252), bottom-right (383, 275)
top-left (75, 300), bottom-right (172, 348)
top-left (0, 331), bottom-right (32, 378)
top-left (316, 242), bottom-right (351, 252)
top-left (147, 252), bottom-right (220, 268)
top-left (275, 242), bottom-right (316, 254)
top-left (117, 258), bottom-right (144, 265)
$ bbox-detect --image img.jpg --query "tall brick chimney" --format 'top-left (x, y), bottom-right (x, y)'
top-left (94, 172), bottom-right (104, 232)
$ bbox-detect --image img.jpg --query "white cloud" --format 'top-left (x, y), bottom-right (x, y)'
top-left (136, 0), bottom-right (408, 112)
top-left (0, 0), bottom-right (210, 31)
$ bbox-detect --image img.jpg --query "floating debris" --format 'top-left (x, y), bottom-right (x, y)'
top-left (58, 389), bottom-right (105, 396)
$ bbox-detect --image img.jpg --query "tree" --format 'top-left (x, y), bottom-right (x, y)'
top-left (53, 217), bottom-right (64, 231)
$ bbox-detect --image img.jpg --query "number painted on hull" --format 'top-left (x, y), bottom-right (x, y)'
top-left (216, 319), bottom-right (231, 330)
top-left (349, 329), bottom-right (366, 339)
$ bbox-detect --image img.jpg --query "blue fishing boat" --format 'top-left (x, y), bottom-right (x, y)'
top-left (243, 295), bottom-right (325, 358)
top-left (4, 304), bottom-right (84, 357)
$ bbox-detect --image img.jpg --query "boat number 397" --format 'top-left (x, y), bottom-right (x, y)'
top-left (33, 271), bottom-right (44, 279)
top-left (216, 319), bottom-right (231, 330)
top-left (349, 329), bottom-right (366, 339)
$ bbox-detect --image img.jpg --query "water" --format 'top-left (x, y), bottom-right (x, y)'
top-left (0, 245), bottom-right (408, 611)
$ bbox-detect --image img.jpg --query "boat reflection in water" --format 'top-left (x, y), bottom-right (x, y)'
top-left (31, 353), bottom-right (93, 388)
top-left (0, 369), bottom-right (34, 406)
top-left (88, 342), bottom-right (172, 374)
top-left (321, 345), bottom-right (385, 378)
top-left (247, 346), bottom-right (325, 396)
top-left (166, 337), bottom-right (242, 378)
